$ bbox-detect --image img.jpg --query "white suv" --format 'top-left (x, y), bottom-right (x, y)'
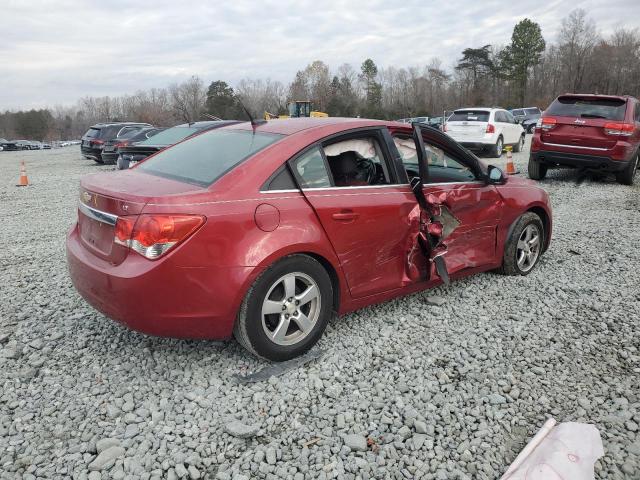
top-left (444, 108), bottom-right (525, 157)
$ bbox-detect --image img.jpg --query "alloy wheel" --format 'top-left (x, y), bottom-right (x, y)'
top-left (261, 272), bottom-right (321, 346)
top-left (496, 138), bottom-right (503, 156)
top-left (516, 224), bottom-right (541, 272)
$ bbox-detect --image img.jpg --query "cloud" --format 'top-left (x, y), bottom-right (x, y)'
top-left (0, 0), bottom-right (638, 109)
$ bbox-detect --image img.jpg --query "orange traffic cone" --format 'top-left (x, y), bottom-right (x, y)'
top-left (17, 161), bottom-right (29, 186)
top-left (505, 146), bottom-right (519, 175)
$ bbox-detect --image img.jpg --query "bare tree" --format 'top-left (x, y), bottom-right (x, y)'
top-left (169, 76), bottom-right (206, 123)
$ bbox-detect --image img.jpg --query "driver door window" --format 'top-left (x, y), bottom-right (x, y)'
top-left (322, 136), bottom-right (391, 187)
top-left (393, 135), bottom-right (476, 183)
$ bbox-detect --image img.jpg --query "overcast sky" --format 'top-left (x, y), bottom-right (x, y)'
top-left (1, 0), bottom-right (639, 110)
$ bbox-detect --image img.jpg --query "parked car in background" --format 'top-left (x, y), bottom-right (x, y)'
top-left (529, 93), bottom-right (639, 185)
top-left (116, 121), bottom-right (239, 169)
top-left (428, 116), bottom-right (444, 130)
top-left (81, 122), bottom-right (152, 163)
top-left (444, 108), bottom-right (525, 157)
top-left (510, 107), bottom-right (542, 133)
top-left (14, 140), bottom-right (35, 150)
top-left (0, 139), bottom-right (19, 151)
top-left (42, 143), bottom-right (51, 149)
top-left (67, 118), bottom-right (551, 360)
top-left (101, 127), bottom-right (164, 165)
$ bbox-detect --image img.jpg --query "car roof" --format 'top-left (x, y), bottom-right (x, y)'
top-left (91, 122), bottom-right (152, 128)
top-left (558, 93), bottom-right (634, 102)
top-left (454, 108), bottom-right (493, 112)
top-left (224, 117), bottom-right (393, 136)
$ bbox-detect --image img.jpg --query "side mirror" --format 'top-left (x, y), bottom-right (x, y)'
top-left (487, 165), bottom-right (506, 184)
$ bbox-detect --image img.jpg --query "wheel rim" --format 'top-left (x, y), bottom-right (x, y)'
top-left (497, 139), bottom-right (503, 156)
top-left (516, 224), bottom-right (541, 272)
top-left (261, 272), bottom-right (321, 346)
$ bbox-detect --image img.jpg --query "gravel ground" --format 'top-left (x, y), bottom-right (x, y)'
top-left (1, 138), bottom-right (639, 480)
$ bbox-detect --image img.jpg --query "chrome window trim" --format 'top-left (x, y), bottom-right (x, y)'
top-left (78, 202), bottom-right (118, 226)
top-left (541, 141), bottom-right (609, 152)
top-left (259, 189), bottom-right (301, 194)
top-left (299, 180), bottom-right (486, 192)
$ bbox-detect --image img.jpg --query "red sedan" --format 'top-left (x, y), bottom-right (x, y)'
top-left (67, 118), bottom-right (552, 361)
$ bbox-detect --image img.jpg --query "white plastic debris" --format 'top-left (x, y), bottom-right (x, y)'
top-left (501, 418), bottom-right (604, 480)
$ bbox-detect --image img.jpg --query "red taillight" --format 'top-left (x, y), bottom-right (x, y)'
top-left (115, 141), bottom-right (129, 148)
top-left (90, 139), bottom-right (104, 145)
top-left (486, 123), bottom-right (495, 134)
top-left (114, 214), bottom-right (205, 259)
top-left (603, 122), bottom-right (634, 136)
top-left (540, 117), bottom-right (557, 130)
top-left (114, 217), bottom-right (135, 245)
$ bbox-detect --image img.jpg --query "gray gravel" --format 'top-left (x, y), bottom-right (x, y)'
top-left (0, 138), bottom-right (639, 479)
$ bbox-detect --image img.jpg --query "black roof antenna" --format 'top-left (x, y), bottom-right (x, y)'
top-left (236, 97), bottom-right (266, 132)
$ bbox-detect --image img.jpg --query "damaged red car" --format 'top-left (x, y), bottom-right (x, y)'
top-left (66, 118), bottom-right (552, 361)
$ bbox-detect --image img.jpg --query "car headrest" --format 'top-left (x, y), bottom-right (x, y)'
top-left (330, 151), bottom-right (360, 176)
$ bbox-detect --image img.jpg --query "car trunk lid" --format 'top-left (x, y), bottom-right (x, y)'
top-left (541, 116), bottom-right (619, 150)
top-left (446, 110), bottom-right (490, 137)
top-left (541, 96), bottom-right (629, 150)
top-left (77, 170), bottom-right (204, 264)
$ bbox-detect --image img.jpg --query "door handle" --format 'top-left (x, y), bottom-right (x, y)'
top-left (331, 210), bottom-right (359, 221)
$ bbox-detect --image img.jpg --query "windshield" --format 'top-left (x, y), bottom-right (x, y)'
top-left (449, 110), bottom-right (490, 122)
top-left (137, 126), bottom-right (201, 146)
top-left (138, 129), bottom-right (283, 186)
top-left (547, 97), bottom-right (627, 120)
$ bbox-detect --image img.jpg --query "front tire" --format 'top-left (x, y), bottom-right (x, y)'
top-left (499, 213), bottom-right (544, 276)
top-left (528, 156), bottom-right (547, 180)
top-left (234, 255), bottom-right (333, 361)
top-left (490, 136), bottom-right (504, 158)
top-left (616, 153), bottom-right (638, 185)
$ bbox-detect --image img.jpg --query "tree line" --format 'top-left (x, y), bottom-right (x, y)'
top-left (2, 9), bottom-right (639, 141)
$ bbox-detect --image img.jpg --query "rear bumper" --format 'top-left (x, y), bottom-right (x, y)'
top-left (81, 145), bottom-right (102, 161)
top-left (530, 150), bottom-right (630, 172)
top-left (459, 141), bottom-right (493, 150)
top-left (66, 224), bottom-right (257, 340)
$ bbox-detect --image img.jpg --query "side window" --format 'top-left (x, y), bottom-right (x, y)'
top-left (323, 136), bottom-right (391, 187)
top-left (505, 112), bottom-right (517, 124)
top-left (264, 166), bottom-right (297, 191)
top-left (635, 103), bottom-right (640, 123)
top-left (393, 135), bottom-right (476, 184)
top-left (293, 147), bottom-right (331, 188)
top-left (494, 111), bottom-right (505, 123)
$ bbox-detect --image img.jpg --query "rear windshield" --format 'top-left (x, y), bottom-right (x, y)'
top-left (84, 128), bottom-right (100, 138)
top-left (117, 128), bottom-right (145, 140)
top-left (547, 97), bottom-right (627, 120)
top-left (138, 129), bottom-right (283, 186)
top-left (525, 108), bottom-right (540, 115)
top-left (137, 127), bottom-right (201, 146)
top-left (449, 110), bottom-right (490, 122)
top-left (511, 109), bottom-right (524, 116)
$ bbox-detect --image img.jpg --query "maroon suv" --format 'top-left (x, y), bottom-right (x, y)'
top-left (529, 94), bottom-right (639, 185)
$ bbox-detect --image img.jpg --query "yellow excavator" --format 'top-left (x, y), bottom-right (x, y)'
top-left (265, 100), bottom-right (328, 120)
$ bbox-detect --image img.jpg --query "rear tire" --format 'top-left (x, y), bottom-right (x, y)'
top-left (234, 255), bottom-right (333, 361)
top-left (616, 153), bottom-right (638, 185)
top-left (528, 156), bottom-right (547, 180)
top-left (499, 213), bottom-right (544, 276)
top-left (490, 136), bottom-right (504, 158)
top-left (513, 134), bottom-right (525, 153)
